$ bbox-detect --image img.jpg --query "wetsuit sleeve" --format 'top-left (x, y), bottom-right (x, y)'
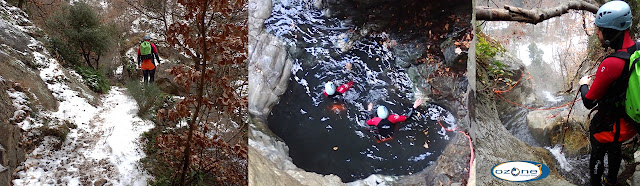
top-left (367, 117), bottom-right (381, 126)
top-left (336, 81), bottom-right (354, 94)
top-left (388, 114), bottom-right (407, 123)
top-left (151, 43), bottom-right (160, 65)
top-left (581, 57), bottom-right (624, 109)
top-left (580, 85), bottom-right (596, 109)
top-left (585, 58), bottom-right (625, 99)
top-left (593, 118), bottom-right (637, 143)
top-left (151, 43), bottom-right (158, 53)
top-left (137, 47), bottom-right (141, 66)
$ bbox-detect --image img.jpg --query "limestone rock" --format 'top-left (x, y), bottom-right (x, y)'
top-left (94, 178), bottom-right (107, 186)
top-left (475, 88), bottom-right (572, 185)
top-left (248, 0), bottom-right (294, 120)
top-left (525, 102), bottom-right (590, 156)
top-left (634, 165), bottom-right (640, 186)
top-left (441, 37), bottom-right (467, 71)
top-left (155, 78), bottom-right (187, 96)
top-left (249, 145), bottom-right (300, 186)
top-left (0, 80), bottom-right (27, 186)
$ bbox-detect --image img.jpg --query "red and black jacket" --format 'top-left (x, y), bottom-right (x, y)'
top-left (581, 30), bottom-right (638, 143)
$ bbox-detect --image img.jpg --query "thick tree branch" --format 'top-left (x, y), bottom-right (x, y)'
top-left (476, 0), bottom-right (599, 24)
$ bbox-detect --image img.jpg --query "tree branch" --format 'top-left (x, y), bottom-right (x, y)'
top-left (124, 0), bottom-right (168, 30)
top-left (476, 0), bottom-right (598, 24)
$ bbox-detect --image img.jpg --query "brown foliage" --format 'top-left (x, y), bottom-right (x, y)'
top-left (161, 0), bottom-right (247, 184)
top-left (155, 130), bottom-right (247, 184)
top-left (165, 0), bottom-right (247, 125)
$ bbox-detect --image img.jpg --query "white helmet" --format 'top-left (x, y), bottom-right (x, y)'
top-left (595, 1), bottom-right (632, 31)
top-left (325, 82), bottom-right (336, 96)
top-left (377, 106), bottom-right (389, 119)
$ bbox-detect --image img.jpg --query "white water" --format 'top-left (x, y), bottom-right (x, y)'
top-left (546, 145), bottom-right (574, 171)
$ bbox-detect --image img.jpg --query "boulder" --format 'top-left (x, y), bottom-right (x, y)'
top-left (249, 146), bottom-right (300, 185)
top-left (526, 108), bottom-right (590, 156)
top-left (94, 178), bottom-right (107, 186)
top-left (248, 0), bottom-right (294, 120)
top-left (155, 78), bottom-right (187, 97)
top-left (441, 37), bottom-right (468, 71)
top-left (634, 164), bottom-right (640, 186)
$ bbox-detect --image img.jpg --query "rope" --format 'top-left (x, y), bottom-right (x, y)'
top-left (492, 71), bottom-right (585, 154)
top-left (493, 72), bottom-right (582, 111)
top-left (545, 111), bottom-right (563, 119)
top-left (560, 88), bottom-right (582, 154)
top-left (437, 118), bottom-right (473, 186)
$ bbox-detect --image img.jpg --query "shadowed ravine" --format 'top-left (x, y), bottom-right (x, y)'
top-left (264, 0), bottom-right (457, 182)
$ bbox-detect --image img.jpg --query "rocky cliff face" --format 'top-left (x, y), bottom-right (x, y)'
top-left (0, 80), bottom-right (26, 186)
top-left (0, 2), bottom-right (49, 184)
top-left (248, 0), bottom-right (293, 121)
top-left (248, 0), bottom-right (355, 184)
top-left (0, 1), bottom-right (98, 185)
top-left (474, 53), bottom-right (575, 185)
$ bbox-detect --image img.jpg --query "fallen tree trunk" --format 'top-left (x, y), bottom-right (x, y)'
top-left (476, 0), bottom-right (599, 24)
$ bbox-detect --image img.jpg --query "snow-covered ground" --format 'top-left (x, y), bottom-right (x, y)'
top-left (12, 87), bottom-right (154, 186)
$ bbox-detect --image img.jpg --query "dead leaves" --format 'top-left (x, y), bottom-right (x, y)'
top-left (154, 130), bottom-right (247, 184)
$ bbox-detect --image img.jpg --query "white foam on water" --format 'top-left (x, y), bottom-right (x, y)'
top-left (408, 152), bottom-right (433, 162)
top-left (546, 145), bottom-right (573, 171)
top-left (542, 90), bottom-right (563, 103)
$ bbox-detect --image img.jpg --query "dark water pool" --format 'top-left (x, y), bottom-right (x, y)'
top-left (264, 0), bottom-right (456, 181)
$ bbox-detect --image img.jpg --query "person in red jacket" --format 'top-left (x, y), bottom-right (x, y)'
top-left (323, 81), bottom-right (354, 98)
top-left (323, 63), bottom-right (355, 98)
top-left (366, 99), bottom-right (422, 141)
top-left (137, 35), bottom-right (161, 84)
top-left (579, 1), bottom-right (638, 185)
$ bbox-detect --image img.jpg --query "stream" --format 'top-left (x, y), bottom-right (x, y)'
top-left (264, 0), bottom-right (456, 182)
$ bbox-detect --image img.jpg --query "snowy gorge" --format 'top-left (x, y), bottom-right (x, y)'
top-left (0, 0), bottom-right (154, 185)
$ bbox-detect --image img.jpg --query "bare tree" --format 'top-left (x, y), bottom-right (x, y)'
top-left (476, 0), bottom-right (598, 23)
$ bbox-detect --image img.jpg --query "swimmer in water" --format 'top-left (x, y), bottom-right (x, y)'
top-left (323, 62), bottom-right (355, 98)
top-left (323, 80), bottom-right (355, 98)
top-left (366, 99), bottom-right (422, 142)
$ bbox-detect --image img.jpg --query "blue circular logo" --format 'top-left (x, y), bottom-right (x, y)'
top-left (511, 167), bottom-right (520, 176)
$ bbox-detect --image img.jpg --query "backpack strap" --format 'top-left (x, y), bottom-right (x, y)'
top-left (607, 42), bottom-right (640, 60)
top-left (603, 43), bottom-right (640, 142)
top-left (608, 51), bottom-right (631, 61)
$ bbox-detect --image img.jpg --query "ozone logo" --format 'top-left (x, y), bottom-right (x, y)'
top-left (491, 161), bottom-right (550, 182)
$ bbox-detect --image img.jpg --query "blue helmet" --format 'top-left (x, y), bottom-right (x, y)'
top-left (377, 106), bottom-right (389, 119)
top-left (325, 82), bottom-right (336, 96)
top-left (595, 1), bottom-right (632, 31)
top-left (144, 35), bottom-right (151, 41)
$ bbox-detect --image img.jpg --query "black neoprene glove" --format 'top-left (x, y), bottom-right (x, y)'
top-left (581, 84), bottom-right (597, 109)
top-left (406, 108), bottom-right (415, 118)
